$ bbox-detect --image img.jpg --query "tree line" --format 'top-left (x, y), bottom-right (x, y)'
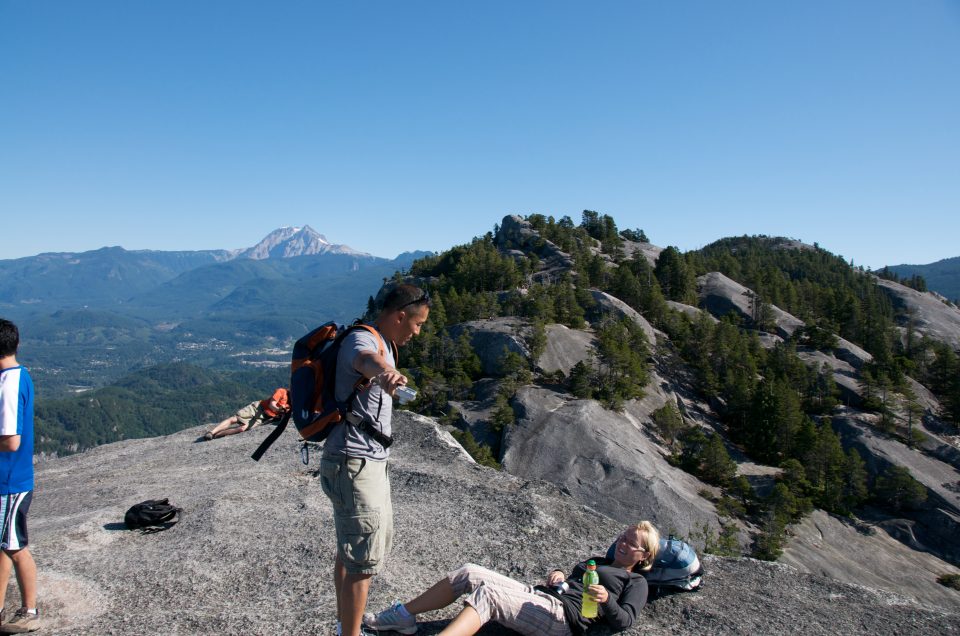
top-left (401, 212), bottom-right (943, 558)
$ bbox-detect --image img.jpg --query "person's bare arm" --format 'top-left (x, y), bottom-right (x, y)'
top-left (353, 350), bottom-right (407, 394)
top-left (0, 435), bottom-right (21, 452)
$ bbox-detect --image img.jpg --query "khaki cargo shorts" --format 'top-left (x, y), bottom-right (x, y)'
top-left (319, 455), bottom-right (393, 575)
top-left (235, 401), bottom-right (273, 429)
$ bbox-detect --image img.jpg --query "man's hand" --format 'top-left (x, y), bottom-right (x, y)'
top-left (375, 369), bottom-right (407, 395)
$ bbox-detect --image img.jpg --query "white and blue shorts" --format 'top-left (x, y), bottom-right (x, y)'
top-left (0, 491), bottom-right (32, 551)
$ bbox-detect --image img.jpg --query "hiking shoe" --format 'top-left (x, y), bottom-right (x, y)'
top-left (363, 602), bottom-right (417, 634)
top-left (203, 432), bottom-right (215, 441)
top-left (0, 608), bottom-right (40, 633)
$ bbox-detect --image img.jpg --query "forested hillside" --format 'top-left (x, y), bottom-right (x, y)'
top-left (885, 256), bottom-right (960, 303)
top-left (35, 363), bottom-right (286, 456)
top-left (385, 212), bottom-right (960, 564)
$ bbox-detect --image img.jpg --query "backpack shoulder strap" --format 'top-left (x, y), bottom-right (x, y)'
top-left (350, 324), bottom-right (389, 358)
top-left (343, 324), bottom-right (398, 450)
top-left (389, 340), bottom-right (399, 364)
top-left (346, 324), bottom-right (398, 380)
top-left (251, 410), bottom-right (292, 462)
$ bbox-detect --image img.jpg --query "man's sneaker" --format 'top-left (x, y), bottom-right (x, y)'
top-left (0, 608), bottom-right (40, 633)
top-left (363, 602), bottom-right (417, 634)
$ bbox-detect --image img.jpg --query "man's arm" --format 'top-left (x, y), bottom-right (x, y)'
top-left (0, 377), bottom-right (22, 452)
top-left (353, 350), bottom-right (407, 394)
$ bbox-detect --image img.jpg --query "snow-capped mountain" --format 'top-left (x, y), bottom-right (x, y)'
top-left (234, 226), bottom-right (369, 260)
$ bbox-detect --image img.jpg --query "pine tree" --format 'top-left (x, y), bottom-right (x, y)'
top-left (841, 449), bottom-right (869, 513)
top-left (874, 465), bottom-right (928, 512)
top-left (654, 246), bottom-right (697, 304)
top-left (553, 275), bottom-right (585, 328)
top-left (677, 427), bottom-right (709, 475)
top-left (612, 265), bottom-right (643, 312)
top-left (527, 319), bottom-right (547, 363)
top-left (491, 392), bottom-right (515, 432)
top-left (450, 429), bottom-right (500, 469)
top-left (651, 403), bottom-right (684, 445)
top-left (802, 423), bottom-right (846, 513)
top-left (700, 433), bottom-right (737, 487)
top-left (455, 332), bottom-right (483, 380)
top-left (568, 361), bottom-right (594, 399)
top-left (595, 317), bottom-right (650, 408)
top-left (498, 348), bottom-right (531, 384)
top-left (745, 379), bottom-right (804, 463)
top-left (428, 291), bottom-right (448, 330)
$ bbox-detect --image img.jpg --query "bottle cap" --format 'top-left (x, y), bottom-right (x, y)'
top-left (586, 559), bottom-right (596, 570)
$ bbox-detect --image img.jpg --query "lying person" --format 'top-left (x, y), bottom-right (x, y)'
top-left (363, 521), bottom-right (660, 636)
top-left (203, 387), bottom-right (289, 440)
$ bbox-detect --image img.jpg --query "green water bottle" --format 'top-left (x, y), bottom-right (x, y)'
top-left (581, 559), bottom-right (599, 618)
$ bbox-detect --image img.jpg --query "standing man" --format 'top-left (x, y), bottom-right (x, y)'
top-left (0, 319), bottom-right (40, 634)
top-left (319, 284), bottom-right (430, 636)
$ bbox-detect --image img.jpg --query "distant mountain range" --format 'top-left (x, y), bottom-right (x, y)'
top-left (0, 227), bottom-right (430, 396)
top-left (886, 256), bottom-right (960, 302)
top-left (0, 225), bottom-right (380, 313)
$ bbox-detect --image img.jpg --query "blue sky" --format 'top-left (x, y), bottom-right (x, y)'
top-left (1, 1), bottom-right (958, 269)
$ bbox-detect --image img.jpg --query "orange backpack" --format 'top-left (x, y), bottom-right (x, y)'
top-left (251, 322), bottom-right (397, 461)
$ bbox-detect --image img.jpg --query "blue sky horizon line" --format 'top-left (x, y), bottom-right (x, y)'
top-left (4, 213), bottom-right (951, 271)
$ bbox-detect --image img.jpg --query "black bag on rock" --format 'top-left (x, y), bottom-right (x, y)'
top-left (124, 498), bottom-right (181, 533)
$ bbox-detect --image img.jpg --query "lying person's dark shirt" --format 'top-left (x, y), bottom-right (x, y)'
top-left (539, 556), bottom-right (649, 635)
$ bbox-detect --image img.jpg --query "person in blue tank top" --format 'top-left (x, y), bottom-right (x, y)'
top-left (0, 319), bottom-right (40, 633)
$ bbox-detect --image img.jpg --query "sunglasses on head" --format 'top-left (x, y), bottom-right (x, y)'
top-left (398, 290), bottom-right (431, 310)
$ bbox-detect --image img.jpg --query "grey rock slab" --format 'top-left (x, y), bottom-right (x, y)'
top-left (447, 377), bottom-right (504, 448)
top-left (833, 336), bottom-right (873, 369)
top-left (589, 290), bottom-right (660, 344)
top-left (537, 324), bottom-right (596, 376)
top-left (832, 409), bottom-right (960, 563)
top-left (697, 271), bottom-right (805, 338)
top-left (832, 409), bottom-right (960, 513)
top-left (755, 332), bottom-right (784, 349)
top-left (448, 317), bottom-right (531, 377)
top-left (666, 300), bottom-right (717, 322)
top-left (781, 510), bottom-right (960, 609)
top-left (503, 386), bottom-right (720, 538)
top-left (497, 215), bottom-right (576, 270)
top-left (621, 240), bottom-right (663, 267)
top-left (876, 277), bottom-right (960, 351)
top-left (795, 349), bottom-right (864, 406)
top-left (27, 411), bottom-right (960, 635)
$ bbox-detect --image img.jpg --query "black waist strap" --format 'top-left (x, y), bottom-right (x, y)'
top-left (250, 409), bottom-right (392, 463)
top-left (349, 414), bottom-right (393, 449)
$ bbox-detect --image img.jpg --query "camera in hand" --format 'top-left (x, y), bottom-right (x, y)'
top-left (395, 386), bottom-right (417, 404)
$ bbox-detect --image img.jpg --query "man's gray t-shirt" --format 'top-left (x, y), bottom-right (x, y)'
top-left (323, 327), bottom-right (394, 461)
